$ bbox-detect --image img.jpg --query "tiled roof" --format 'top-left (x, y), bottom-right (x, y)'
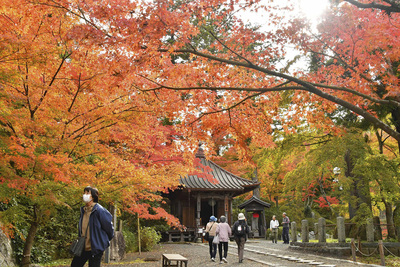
top-left (238, 195), bottom-right (271, 209)
top-left (179, 147), bottom-right (260, 195)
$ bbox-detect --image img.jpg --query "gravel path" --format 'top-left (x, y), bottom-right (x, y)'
top-left (100, 239), bottom-right (380, 267)
top-left (112, 241), bottom-right (266, 267)
top-left (46, 239), bottom-right (381, 266)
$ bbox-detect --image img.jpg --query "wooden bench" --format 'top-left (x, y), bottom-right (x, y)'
top-left (162, 254), bottom-right (188, 267)
top-left (166, 229), bottom-right (196, 242)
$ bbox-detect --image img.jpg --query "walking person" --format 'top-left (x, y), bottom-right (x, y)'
top-left (71, 186), bottom-right (114, 267)
top-left (216, 215), bottom-right (231, 264)
top-left (282, 212), bottom-right (290, 244)
top-left (205, 215), bottom-right (218, 262)
top-left (232, 213), bottom-right (249, 263)
top-left (270, 215), bottom-right (279, 244)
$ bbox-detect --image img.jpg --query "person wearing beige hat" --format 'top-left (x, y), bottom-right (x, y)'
top-left (231, 213), bottom-right (249, 263)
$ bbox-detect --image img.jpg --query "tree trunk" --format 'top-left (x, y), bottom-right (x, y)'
top-left (375, 130), bottom-right (384, 154)
top-left (373, 216), bottom-right (383, 241)
top-left (345, 150), bottom-right (357, 219)
top-left (345, 149), bottom-right (372, 219)
top-left (383, 199), bottom-right (397, 239)
top-left (21, 208), bottom-right (39, 267)
top-left (393, 204), bottom-right (400, 241)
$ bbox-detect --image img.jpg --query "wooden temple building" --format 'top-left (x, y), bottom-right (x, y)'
top-left (238, 195), bottom-right (271, 238)
top-left (165, 145), bottom-right (266, 240)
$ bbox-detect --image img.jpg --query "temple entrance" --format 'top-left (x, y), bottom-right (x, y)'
top-left (200, 199), bottom-right (218, 226)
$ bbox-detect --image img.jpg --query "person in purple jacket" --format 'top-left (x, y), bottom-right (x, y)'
top-left (216, 215), bottom-right (232, 264)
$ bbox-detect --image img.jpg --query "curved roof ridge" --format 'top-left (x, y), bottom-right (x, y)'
top-left (207, 159), bottom-right (257, 185)
top-left (177, 155), bottom-right (260, 197)
top-left (238, 195), bottom-right (271, 209)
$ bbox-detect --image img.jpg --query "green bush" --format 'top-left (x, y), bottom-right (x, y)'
top-left (131, 227), bottom-right (161, 252)
top-left (123, 227), bottom-right (161, 253)
top-left (122, 229), bottom-right (136, 253)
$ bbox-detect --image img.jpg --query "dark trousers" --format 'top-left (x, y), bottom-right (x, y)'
top-left (208, 237), bottom-right (217, 259)
top-left (71, 251), bottom-right (103, 267)
top-left (282, 227), bottom-right (289, 244)
top-left (218, 242), bottom-right (228, 261)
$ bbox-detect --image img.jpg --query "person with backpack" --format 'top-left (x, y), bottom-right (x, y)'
top-left (205, 215), bottom-right (218, 262)
top-left (232, 213), bottom-right (249, 263)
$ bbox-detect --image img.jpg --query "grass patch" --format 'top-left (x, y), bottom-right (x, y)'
top-left (355, 255), bottom-right (400, 266)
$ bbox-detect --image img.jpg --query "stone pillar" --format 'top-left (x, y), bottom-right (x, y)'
top-left (291, 221), bottom-right (297, 242)
top-left (252, 213), bottom-right (259, 237)
top-left (301, 219), bottom-right (309, 243)
top-left (337, 216), bottom-right (346, 243)
top-left (314, 222), bottom-right (318, 239)
top-left (105, 205), bottom-right (117, 263)
top-left (318, 217), bottom-right (326, 243)
top-left (366, 218), bottom-right (374, 242)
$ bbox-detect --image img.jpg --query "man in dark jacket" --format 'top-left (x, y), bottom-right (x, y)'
top-left (71, 186), bottom-right (114, 267)
top-left (232, 213), bottom-right (249, 263)
top-left (282, 212), bottom-right (290, 244)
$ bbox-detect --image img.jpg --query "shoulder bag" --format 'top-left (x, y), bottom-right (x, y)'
top-left (212, 234), bottom-right (220, 244)
top-left (70, 220), bottom-right (90, 257)
top-left (204, 222), bottom-right (214, 241)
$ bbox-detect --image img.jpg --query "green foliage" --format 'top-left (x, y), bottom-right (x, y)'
top-left (11, 206), bottom-right (78, 264)
top-left (232, 197), bottom-right (246, 222)
top-left (132, 227), bottom-right (161, 252)
top-left (119, 211), bottom-right (171, 237)
top-left (353, 154), bottom-right (400, 203)
top-left (122, 229), bottom-right (136, 253)
top-left (351, 203), bottom-right (373, 227)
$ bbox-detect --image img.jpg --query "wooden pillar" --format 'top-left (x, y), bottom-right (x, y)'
top-left (178, 201), bottom-right (182, 223)
top-left (230, 200), bottom-right (233, 224)
top-left (196, 195), bottom-right (201, 227)
top-left (261, 209), bottom-right (266, 237)
top-left (224, 195), bottom-right (229, 219)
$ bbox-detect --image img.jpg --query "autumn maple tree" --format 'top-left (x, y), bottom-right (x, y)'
top-left (2, 0), bottom-right (400, 264)
top-left (0, 0), bottom-right (193, 265)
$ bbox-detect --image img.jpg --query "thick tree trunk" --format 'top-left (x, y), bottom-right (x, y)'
top-left (383, 199), bottom-right (397, 239)
top-left (345, 150), bottom-right (372, 219)
top-left (345, 150), bottom-right (357, 219)
top-left (393, 204), bottom-right (400, 241)
top-left (21, 208), bottom-right (39, 267)
top-left (373, 216), bottom-right (383, 241)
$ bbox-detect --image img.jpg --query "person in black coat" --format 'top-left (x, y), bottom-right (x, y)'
top-left (231, 213), bottom-right (249, 263)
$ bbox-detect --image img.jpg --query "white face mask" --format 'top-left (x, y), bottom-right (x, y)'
top-left (83, 194), bottom-right (92, 203)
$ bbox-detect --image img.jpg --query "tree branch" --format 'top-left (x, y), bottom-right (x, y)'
top-left (344, 0), bottom-right (400, 13)
top-left (156, 48), bottom-right (400, 142)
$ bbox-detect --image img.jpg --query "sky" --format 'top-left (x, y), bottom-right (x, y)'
top-left (237, 0), bottom-right (331, 72)
top-left (298, 0), bottom-right (330, 23)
